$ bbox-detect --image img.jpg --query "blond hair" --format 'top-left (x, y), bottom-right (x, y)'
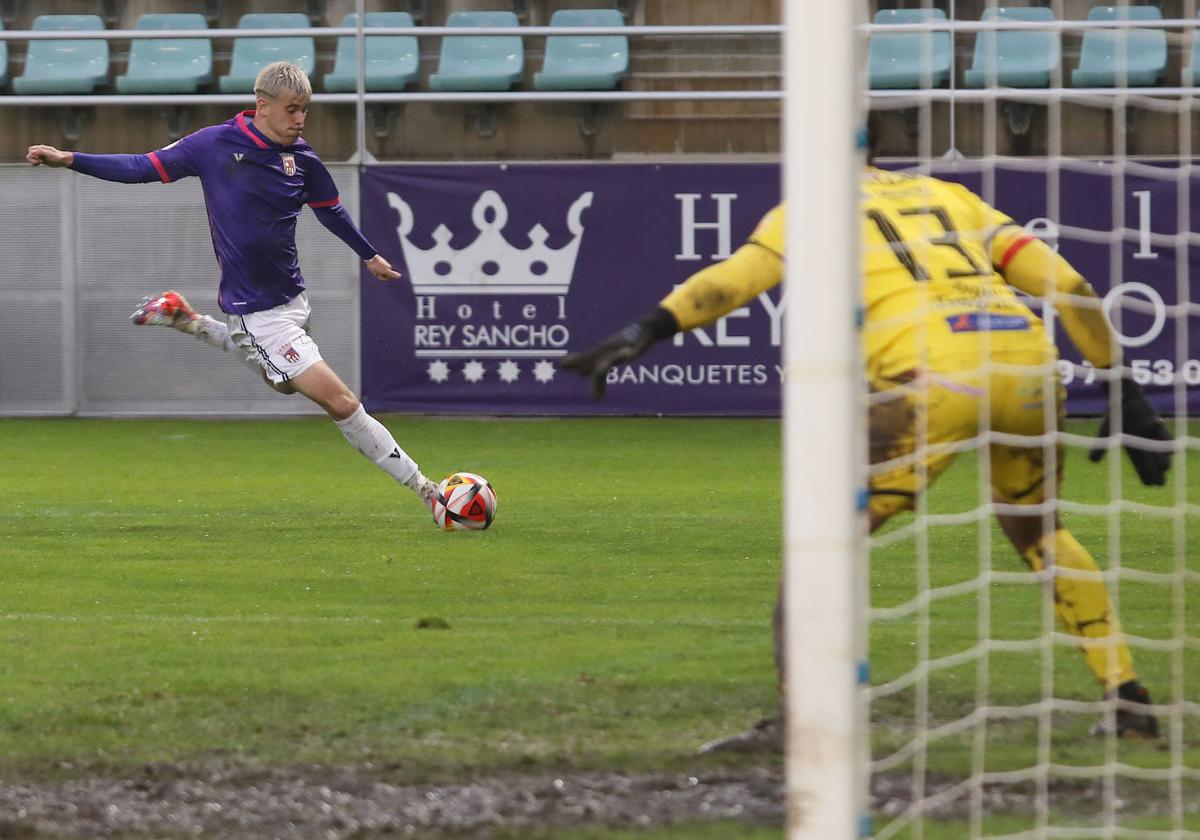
top-left (253, 61), bottom-right (312, 100)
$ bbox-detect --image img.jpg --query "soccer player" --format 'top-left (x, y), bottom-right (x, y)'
top-left (25, 61), bottom-right (438, 513)
top-left (561, 167), bottom-right (1172, 752)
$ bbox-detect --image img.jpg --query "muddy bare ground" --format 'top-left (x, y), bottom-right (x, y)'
top-left (0, 764), bottom-right (1187, 838)
top-left (0, 765), bottom-right (783, 839)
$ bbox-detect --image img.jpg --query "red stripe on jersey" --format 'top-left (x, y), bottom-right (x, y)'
top-left (147, 152), bottom-right (170, 183)
top-left (998, 235), bottom-right (1035, 269)
top-left (236, 111), bottom-right (270, 149)
top-left (308, 198), bottom-right (340, 208)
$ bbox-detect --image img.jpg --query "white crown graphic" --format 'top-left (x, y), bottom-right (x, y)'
top-left (387, 189), bottom-right (593, 295)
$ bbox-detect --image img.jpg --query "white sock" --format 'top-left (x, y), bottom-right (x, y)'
top-left (194, 315), bottom-right (262, 375)
top-left (193, 314), bottom-right (238, 350)
top-left (335, 404), bottom-right (425, 491)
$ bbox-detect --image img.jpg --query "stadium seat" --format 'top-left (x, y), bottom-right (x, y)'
top-left (964, 7), bottom-right (1059, 88)
top-left (428, 10), bottom-right (524, 92)
top-left (322, 12), bottom-right (419, 92)
top-left (868, 8), bottom-right (951, 89)
top-left (12, 15), bottom-right (108, 95)
top-left (1071, 5), bottom-right (1166, 87)
top-left (218, 13), bottom-right (315, 94)
top-left (116, 14), bottom-right (212, 94)
top-left (533, 9), bottom-right (628, 91)
top-left (0, 19), bottom-right (7, 88)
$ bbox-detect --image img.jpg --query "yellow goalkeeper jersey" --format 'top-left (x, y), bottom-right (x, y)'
top-left (748, 168), bottom-right (1050, 380)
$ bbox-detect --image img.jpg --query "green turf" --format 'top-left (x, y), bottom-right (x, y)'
top-left (1, 416), bottom-right (1196, 838)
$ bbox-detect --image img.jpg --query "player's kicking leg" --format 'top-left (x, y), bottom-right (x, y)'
top-left (289, 360), bottom-right (439, 512)
top-left (230, 294), bottom-right (436, 512)
top-left (131, 290), bottom-right (198, 330)
top-left (131, 291), bottom-right (437, 514)
top-left (131, 290), bottom-right (268, 381)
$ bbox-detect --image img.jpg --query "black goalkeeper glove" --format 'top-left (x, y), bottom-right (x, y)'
top-left (559, 307), bottom-right (679, 399)
top-left (1087, 377), bottom-right (1173, 486)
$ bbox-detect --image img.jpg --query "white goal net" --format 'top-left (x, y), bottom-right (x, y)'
top-left (788, 2), bottom-right (1199, 838)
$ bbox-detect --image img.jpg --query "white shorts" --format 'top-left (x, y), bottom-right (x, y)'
top-left (228, 293), bottom-right (324, 385)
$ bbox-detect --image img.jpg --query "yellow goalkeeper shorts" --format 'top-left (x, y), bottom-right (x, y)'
top-left (867, 349), bottom-right (1066, 520)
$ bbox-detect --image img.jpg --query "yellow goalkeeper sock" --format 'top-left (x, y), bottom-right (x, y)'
top-left (1021, 529), bottom-right (1135, 691)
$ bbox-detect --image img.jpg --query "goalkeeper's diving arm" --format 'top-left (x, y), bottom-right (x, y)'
top-left (991, 226), bottom-right (1115, 368)
top-left (559, 242), bottom-right (784, 398)
top-left (991, 226), bottom-right (1173, 486)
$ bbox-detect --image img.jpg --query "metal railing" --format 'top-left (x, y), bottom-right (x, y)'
top-left (0, 12), bottom-right (783, 160)
top-left (7, 9), bottom-right (1200, 159)
top-left (0, 23), bottom-right (781, 39)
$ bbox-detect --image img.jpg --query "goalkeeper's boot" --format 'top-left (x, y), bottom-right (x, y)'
top-left (1089, 680), bottom-right (1161, 739)
top-left (697, 713), bottom-right (784, 755)
top-left (131, 291), bottom-right (199, 333)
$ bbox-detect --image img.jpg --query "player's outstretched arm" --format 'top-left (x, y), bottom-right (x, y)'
top-left (309, 203), bottom-right (398, 279)
top-left (1087, 379), bottom-right (1173, 486)
top-left (991, 227), bottom-right (1173, 486)
top-left (560, 308), bottom-right (679, 399)
top-left (561, 239), bottom-right (784, 399)
top-left (659, 241), bottom-right (783, 332)
top-left (26, 145), bottom-right (74, 168)
top-left (993, 228), bottom-right (1115, 368)
top-left (365, 254), bottom-right (401, 281)
top-left (29, 143), bottom-right (165, 184)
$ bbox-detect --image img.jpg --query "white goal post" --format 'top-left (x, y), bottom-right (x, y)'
top-left (783, 2), bottom-right (866, 838)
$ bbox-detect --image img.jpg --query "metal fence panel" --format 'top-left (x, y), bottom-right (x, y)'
top-left (0, 163), bottom-right (361, 417)
top-left (0, 168), bottom-right (70, 414)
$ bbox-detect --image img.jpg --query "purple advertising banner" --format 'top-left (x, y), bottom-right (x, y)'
top-left (360, 162), bottom-right (1199, 416)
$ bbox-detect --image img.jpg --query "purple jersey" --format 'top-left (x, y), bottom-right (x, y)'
top-left (144, 111), bottom-right (345, 314)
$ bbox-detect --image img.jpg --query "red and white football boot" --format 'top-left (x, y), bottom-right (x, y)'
top-left (130, 290), bottom-right (199, 332)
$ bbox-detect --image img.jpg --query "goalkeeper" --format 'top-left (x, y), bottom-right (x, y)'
top-left (561, 166), bottom-right (1172, 752)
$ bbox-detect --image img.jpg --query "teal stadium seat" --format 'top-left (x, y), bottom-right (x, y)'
top-left (0, 20), bottom-right (8, 88)
top-left (323, 12), bottom-right (419, 92)
top-left (428, 11), bottom-right (524, 92)
top-left (12, 15), bottom-right (108, 94)
top-left (218, 13), bottom-right (315, 94)
top-left (1072, 5), bottom-right (1166, 87)
top-left (868, 8), bottom-right (951, 89)
top-left (964, 7), bottom-right (1059, 88)
top-left (116, 14), bottom-right (212, 94)
top-left (534, 9), bottom-right (628, 91)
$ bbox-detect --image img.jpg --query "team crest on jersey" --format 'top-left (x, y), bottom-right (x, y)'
top-left (280, 342), bottom-right (301, 364)
top-left (280, 153), bottom-right (296, 176)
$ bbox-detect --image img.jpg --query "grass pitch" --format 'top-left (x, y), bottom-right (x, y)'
top-left (1, 416), bottom-right (1196, 837)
